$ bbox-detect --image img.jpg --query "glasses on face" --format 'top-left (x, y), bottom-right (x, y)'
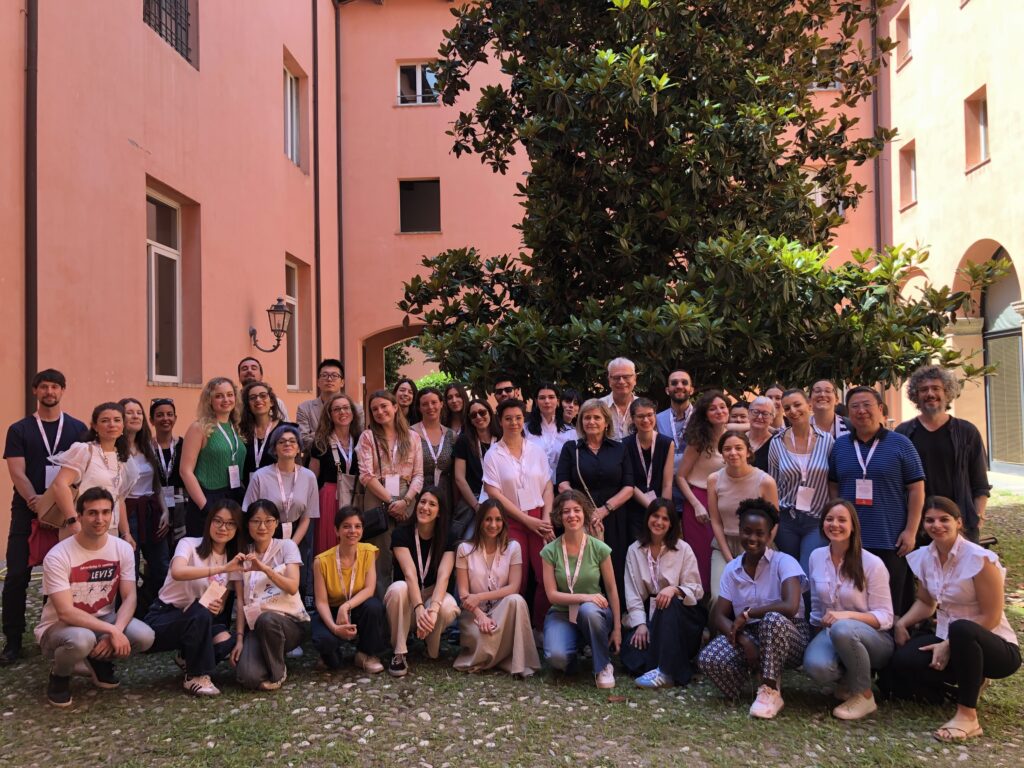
top-left (249, 517), bottom-right (277, 529)
top-left (494, 387), bottom-right (515, 395)
top-left (211, 519), bottom-right (237, 530)
top-left (610, 374), bottom-right (635, 382)
top-left (330, 405), bottom-right (352, 414)
top-left (319, 372), bottom-right (343, 381)
top-left (248, 392), bottom-right (270, 402)
top-left (276, 438), bottom-right (299, 447)
top-left (469, 410), bottom-right (488, 420)
top-left (750, 410), bottom-right (773, 420)
top-left (633, 412), bottom-right (656, 421)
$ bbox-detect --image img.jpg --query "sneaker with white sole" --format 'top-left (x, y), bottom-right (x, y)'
top-left (354, 652), bottom-right (384, 674)
top-left (635, 668), bottom-right (673, 689)
top-left (258, 668), bottom-right (287, 691)
top-left (388, 653), bottom-right (408, 678)
top-left (183, 674), bottom-right (221, 696)
top-left (749, 685), bottom-right (784, 719)
top-left (595, 663), bottom-right (616, 689)
top-left (832, 693), bottom-right (877, 720)
top-left (286, 646), bottom-right (304, 658)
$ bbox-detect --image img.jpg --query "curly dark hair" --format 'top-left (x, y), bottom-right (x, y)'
top-left (683, 390), bottom-right (728, 454)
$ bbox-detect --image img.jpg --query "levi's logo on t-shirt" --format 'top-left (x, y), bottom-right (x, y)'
top-left (69, 559), bottom-right (120, 614)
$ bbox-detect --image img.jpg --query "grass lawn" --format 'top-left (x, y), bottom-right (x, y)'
top-left (2, 500), bottom-right (1023, 768)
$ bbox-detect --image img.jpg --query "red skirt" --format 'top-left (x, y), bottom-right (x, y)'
top-left (314, 483), bottom-right (339, 556)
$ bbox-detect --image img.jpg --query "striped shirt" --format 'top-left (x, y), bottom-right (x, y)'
top-left (768, 425), bottom-right (834, 518)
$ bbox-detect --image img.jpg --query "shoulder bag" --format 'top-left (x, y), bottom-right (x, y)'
top-left (359, 437), bottom-right (392, 540)
top-left (575, 444), bottom-right (605, 541)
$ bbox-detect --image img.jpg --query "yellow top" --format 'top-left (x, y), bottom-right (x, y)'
top-left (315, 542), bottom-right (378, 607)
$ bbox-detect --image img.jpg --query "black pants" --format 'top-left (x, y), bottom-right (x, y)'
top-left (145, 599), bottom-right (235, 676)
top-left (620, 599), bottom-right (708, 684)
top-left (866, 547), bottom-right (911, 615)
top-left (1, 505), bottom-right (33, 642)
top-left (311, 598), bottom-right (389, 666)
top-left (887, 621), bottom-right (1021, 708)
top-left (185, 487), bottom-right (244, 537)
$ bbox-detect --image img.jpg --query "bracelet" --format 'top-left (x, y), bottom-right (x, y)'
top-left (605, 501), bottom-right (615, 513)
top-left (413, 602), bottom-right (424, 611)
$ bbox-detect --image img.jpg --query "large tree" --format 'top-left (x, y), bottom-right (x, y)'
top-left (400, 0), bottom-right (1001, 397)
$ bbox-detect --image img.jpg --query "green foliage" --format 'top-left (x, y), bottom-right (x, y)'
top-left (401, 0), bottom-right (1004, 396)
top-left (384, 340), bottom-right (416, 389)
top-left (415, 371), bottom-right (455, 391)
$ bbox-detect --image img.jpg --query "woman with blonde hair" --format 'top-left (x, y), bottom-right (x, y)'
top-left (180, 378), bottom-right (246, 536)
top-left (309, 393), bottom-right (363, 556)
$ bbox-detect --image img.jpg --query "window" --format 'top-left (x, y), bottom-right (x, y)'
top-left (965, 86), bottom-right (989, 170)
top-left (398, 63), bottom-right (438, 105)
top-left (146, 194), bottom-right (182, 382)
top-left (895, 7), bottom-right (912, 68)
top-left (284, 262), bottom-right (299, 389)
top-left (899, 141), bottom-right (917, 210)
top-left (284, 68), bottom-right (301, 165)
top-left (808, 180), bottom-right (846, 217)
top-left (399, 180), bottom-right (441, 233)
top-left (143, 0), bottom-right (198, 67)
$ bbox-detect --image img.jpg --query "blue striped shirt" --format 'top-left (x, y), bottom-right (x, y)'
top-left (768, 425), bottom-right (834, 518)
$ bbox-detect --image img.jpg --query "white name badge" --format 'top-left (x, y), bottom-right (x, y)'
top-left (643, 490), bottom-right (657, 506)
top-left (568, 604), bottom-right (579, 624)
top-left (855, 478), bottom-right (873, 506)
top-left (44, 465), bottom-right (60, 489)
top-left (384, 474), bottom-right (401, 497)
top-left (281, 521), bottom-right (293, 540)
top-left (228, 464), bottom-right (242, 489)
top-left (162, 487), bottom-right (177, 509)
top-left (795, 486), bottom-right (815, 513)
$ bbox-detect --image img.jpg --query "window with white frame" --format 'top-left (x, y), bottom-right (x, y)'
top-left (284, 68), bottom-right (301, 165)
top-left (285, 262), bottom-right (299, 388)
top-left (146, 194), bottom-right (182, 381)
top-left (398, 63), bottom-right (438, 105)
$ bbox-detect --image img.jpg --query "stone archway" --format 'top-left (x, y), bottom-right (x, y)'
top-left (361, 323), bottom-right (426, 404)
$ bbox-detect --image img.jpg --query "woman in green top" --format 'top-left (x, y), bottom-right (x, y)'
top-left (180, 377), bottom-right (247, 536)
top-left (541, 489), bottom-right (622, 689)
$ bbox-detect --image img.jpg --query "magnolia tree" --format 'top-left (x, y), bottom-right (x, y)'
top-left (399, 0), bottom-right (1003, 397)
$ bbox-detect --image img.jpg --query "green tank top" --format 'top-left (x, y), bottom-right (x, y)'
top-left (195, 421), bottom-right (247, 490)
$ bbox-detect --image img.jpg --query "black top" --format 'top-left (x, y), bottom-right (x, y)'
top-left (309, 441), bottom-right (360, 487)
top-left (242, 435), bottom-right (277, 487)
top-left (556, 438), bottom-right (635, 507)
top-left (753, 440), bottom-right (771, 472)
top-left (908, 419), bottom-right (957, 501)
top-left (391, 523), bottom-right (456, 588)
top-left (3, 413), bottom-right (87, 512)
top-left (453, 432), bottom-right (492, 497)
top-left (156, 436), bottom-right (184, 490)
top-left (622, 433), bottom-right (673, 497)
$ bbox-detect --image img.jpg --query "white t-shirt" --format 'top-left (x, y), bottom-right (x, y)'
top-left (481, 440), bottom-right (550, 511)
top-left (35, 535), bottom-right (136, 642)
top-left (526, 420), bottom-right (576, 481)
top-left (127, 452), bottom-right (155, 498)
top-left (241, 538), bottom-right (303, 607)
top-left (157, 536), bottom-right (240, 610)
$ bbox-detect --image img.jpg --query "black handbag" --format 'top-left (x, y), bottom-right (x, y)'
top-left (359, 437), bottom-right (393, 540)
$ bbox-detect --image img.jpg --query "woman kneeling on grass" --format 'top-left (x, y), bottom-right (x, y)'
top-left (541, 490), bottom-right (621, 689)
top-left (454, 499), bottom-right (540, 676)
top-left (697, 498), bottom-right (808, 719)
top-left (145, 499), bottom-right (246, 696)
top-left (311, 507), bottom-right (388, 674)
top-left (888, 496), bottom-right (1020, 742)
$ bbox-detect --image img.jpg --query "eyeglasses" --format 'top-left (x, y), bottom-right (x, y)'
top-left (249, 518), bottom-right (277, 528)
top-left (319, 372), bottom-right (343, 381)
top-left (750, 410), bottom-right (773, 420)
top-left (276, 438), bottom-right (299, 446)
top-left (211, 519), bottom-right (237, 530)
top-left (609, 374), bottom-right (636, 382)
top-left (248, 392), bottom-right (270, 401)
top-left (469, 410), bottom-right (489, 419)
top-left (494, 387), bottom-right (515, 395)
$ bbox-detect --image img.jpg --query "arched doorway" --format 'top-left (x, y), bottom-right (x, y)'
top-left (361, 324), bottom-right (425, 403)
top-left (982, 246), bottom-right (1023, 465)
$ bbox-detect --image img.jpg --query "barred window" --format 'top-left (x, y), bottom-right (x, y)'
top-left (144, 0), bottom-right (192, 63)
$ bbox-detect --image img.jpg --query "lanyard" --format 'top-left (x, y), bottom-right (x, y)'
top-left (646, 545), bottom-right (662, 588)
top-left (35, 412), bottom-right (64, 457)
top-left (854, 438), bottom-right (880, 479)
top-left (217, 423), bottom-right (240, 457)
top-left (252, 421), bottom-right (278, 467)
top-left (415, 530), bottom-right (433, 591)
top-left (561, 535), bottom-right (588, 593)
top-left (154, 438), bottom-right (176, 482)
top-left (247, 540), bottom-right (276, 603)
top-left (331, 436), bottom-right (354, 474)
top-left (416, 424), bottom-right (444, 467)
top-left (274, 466), bottom-right (296, 520)
top-left (636, 438), bottom-right (655, 490)
top-left (336, 546), bottom-right (358, 601)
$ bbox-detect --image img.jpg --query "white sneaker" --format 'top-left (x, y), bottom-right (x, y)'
top-left (286, 646), bottom-right (304, 658)
top-left (749, 685), bottom-right (784, 719)
top-left (832, 693), bottom-right (877, 720)
top-left (595, 663), bottom-right (616, 689)
top-left (354, 652), bottom-right (384, 674)
top-left (183, 674), bottom-right (220, 696)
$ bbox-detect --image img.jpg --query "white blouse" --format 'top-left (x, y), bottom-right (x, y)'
top-left (907, 537), bottom-right (1018, 646)
top-left (526, 420), bottom-right (575, 482)
top-left (807, 546), bottom-right (893, 630)
top-left (50, 441), bottom-right (140, 533)
top-left (623, 540), bottom-right (703, 629)
top-left (481, 439), bottom-right (550, 511)
top-left (718, 548), bottom-right (807, 617)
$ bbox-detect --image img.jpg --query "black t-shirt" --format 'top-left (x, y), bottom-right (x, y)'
top-left (156, 437), bottom-right (184, 490)
top-left (3, 413), bottom-right (87, 511)
top-left (910, 419), bottom-right (956, 501)
top-left (453, 432), bottom-right (490, 497)
top-left (753, 440), bottom-right (771, 472)
top-left (309, 442), bottom-right (359, 486)
top-left (390, 522), bottom-right (456, 588)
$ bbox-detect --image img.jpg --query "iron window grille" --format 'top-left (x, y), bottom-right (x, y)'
top-left (144, 0), bottom-right (191, 62)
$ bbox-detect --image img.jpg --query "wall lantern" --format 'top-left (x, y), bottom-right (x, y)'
top-left (248, 297), bottom-right (292, 353)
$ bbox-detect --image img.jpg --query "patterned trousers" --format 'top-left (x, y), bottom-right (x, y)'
top-left (698, 612), bottom-right (810, 699)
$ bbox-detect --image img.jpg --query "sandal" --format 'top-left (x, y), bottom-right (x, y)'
top-left (934, 718), bottom-right (983, 743)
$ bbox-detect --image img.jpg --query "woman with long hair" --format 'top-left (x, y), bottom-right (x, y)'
top-left (454, 499), bottom-right (541, 676)
top-left (308, 393), bottom-right (362, 556)
top-left (238, 380), bottom-right (281, 487)
top-left (392, 377), bottom-right (420, 426)
top-left (50, 401), bottom-right (139, 543)
top-left (145, 499), bottom-right (246, 696)
top-left (803, 499), bottom-right (894, 720)
top-left (525, 382), bottom-right (575, 482)
top-left (384, 487), bottom-right (459, 677)
top-left (622, 397), bottom-right (674, 541)
top-left (453, 399), bottom-right (501, 515)
top-left (411, 387), bottom-right (456, 506)
top-left (356, 390), bottom-right (425, 596)
top-left (179, 378), bottom-right (246, 537)
top-left (120, 397), bottom-right (171, 607)
top-left (441, 382), bottom-right (469, 436)
top-left (675, 390), bottom-right (730, 593)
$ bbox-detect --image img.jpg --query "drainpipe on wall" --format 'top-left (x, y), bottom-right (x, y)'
top-left (333, 1), bottom-right (346, 372)
top-left (871, 0), bottom-right (883, 253)
top-left (312, 0), bottom-right (323, 362)
top-left (24, 0), bottom-right (38, 413)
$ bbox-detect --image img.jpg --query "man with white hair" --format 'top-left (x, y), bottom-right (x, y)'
top-left (599, 358), bottom-right (639, 441)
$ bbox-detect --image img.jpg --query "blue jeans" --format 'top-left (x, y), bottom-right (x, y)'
top-left (775, 510), bottom-right (823, 578)
top-left (803, 619), bottom-right (894, 694)
top-left (543, 603), bottom-right (613, 676)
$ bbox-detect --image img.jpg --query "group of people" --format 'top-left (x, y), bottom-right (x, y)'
top-left (1, 357), bottom-right (1018, 743)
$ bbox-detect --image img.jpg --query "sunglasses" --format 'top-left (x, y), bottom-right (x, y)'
top-left (494, 387), bottom-right (515, 395)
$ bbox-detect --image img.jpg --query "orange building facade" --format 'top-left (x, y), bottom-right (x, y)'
top-left (1, 1), bottom-right (1022, 552)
